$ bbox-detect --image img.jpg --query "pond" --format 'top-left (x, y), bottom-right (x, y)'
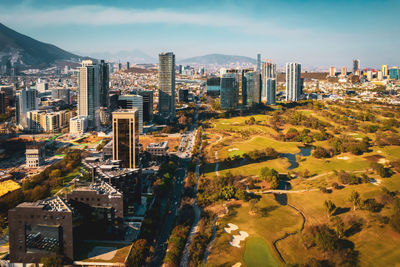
top-left (281, 145), bottom-right (314, 170)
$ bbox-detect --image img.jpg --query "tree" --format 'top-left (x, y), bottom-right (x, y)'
top-left (324, 200), bottom-right (336, 217)
top-left (127, 239), bottom-right (149, 267)
top-left (220, 185), bottom-right (236, 200)
top-left (49, 169), bottom-right (61, 180)
top-left (259, 167), bottom-right (279, 182)
top-left (40, 254), bottom-right (62, 267)
top-left (331, 216), bottom-right (345, 238)
top-left (349, 190), bottom-right (361, 210)
top-left (249, 199), bottom-right (258, 213)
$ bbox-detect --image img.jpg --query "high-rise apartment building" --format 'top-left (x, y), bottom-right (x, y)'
top-left (78, 60), bottom-right (100, 130)
top-left (126, 61), bottom-right (130, 70)
top-left (158, 52), bottom-right (176, 120)
top-left (112, 109), bottom-right (139, 169)
top-left (262, 60), bottom-right (277, 104)
top-left (244, 71), bottom-right (262, 106)
top-left (52, 88), bottom-right (71, 105)
top-left (341, 66), bottom-right (347, 76)
top-left (16, 88), bottom-right (38, 127)
top-left (241, 69), bottom-right (253, 106)
top-left (286, 63), bottom-right (302, 102)
top-left (118, 94), bottom-right (143, 134)
top-left (353, 59), bottom-right (360, 74)
top-left (329, 66), bottom-right (336, 77)
top-left (220, 73), bottom-right (239, 109)
top-left (382, 64), bottom-right (389, 77)
top-left (389, 67), bottom-right (400, 80)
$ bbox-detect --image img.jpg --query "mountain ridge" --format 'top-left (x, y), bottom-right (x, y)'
top-left (178, 53), bottom-right (257, 65)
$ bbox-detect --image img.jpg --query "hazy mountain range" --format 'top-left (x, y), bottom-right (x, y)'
top-left (178, 53), bottom-right (257, 65)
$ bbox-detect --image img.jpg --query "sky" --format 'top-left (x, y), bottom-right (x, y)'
top-left (1, 0), bottom-right (399, 69)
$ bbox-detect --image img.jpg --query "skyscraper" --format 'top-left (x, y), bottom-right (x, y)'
top-left (220, 73), bottom-right (239, 109)
top-left (256, 53), bottom-right (261, 72)
top-left (382, 64), bottom-right (389, 77)
top-left (389, 67), bottom-right (400, 80)
top-left (262, 60), bottom-right (277, 103)
top-left (353, 59), bottom-right (360, 74)
top-left (78, 60), bottom-right (100, 130)
top-left (286, 63), bottom-right (302, 102)
top-left (329, 66), bottom-right (336, 77)
top-left (158, 52), bottom-right (176, 120)
top-left (241, 69), bottom-right (253, 106)
top-left (118, 94), bottom-right (143, 134)
top-left (131, 89), bottom-right (154, 122)
top-left (112, 109), bottom-right (139, 169)
top-left (244, 71), bottom-right (262, 106)
top-left (16, 88), bottom-right (38, 127)
top-left (99, 60), bottom-right (109, 108)
top-left (126, 62), bottom-right (130, 70)
top-left (341, 66), bottom-right (347, 76)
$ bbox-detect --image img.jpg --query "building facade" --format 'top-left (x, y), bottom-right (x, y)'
top-left (244, 71), bottom-right (262, 106)
top-left (158, 52), bottom-right (176, 120)
top-left (118, 94), bottom-right (144, 134)
top-left (285, 62), bottom-right (302, 102)
top-left (69, 116), bottom-right (88, 135)
top-left (220, 73), bottom-right (239, 110)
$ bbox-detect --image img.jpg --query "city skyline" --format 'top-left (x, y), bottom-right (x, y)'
top-left (1, 0), bottom-right (399, 68)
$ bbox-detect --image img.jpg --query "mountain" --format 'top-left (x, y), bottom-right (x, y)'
top-left (85, 49), bottom-right (156, 64)
top-left (179, 53), bottom-right (257, 65)
top-left (0, 23), bottom-right (81, 68)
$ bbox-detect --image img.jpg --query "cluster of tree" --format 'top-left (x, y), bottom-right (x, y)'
top-left (163, 201), bottom-right (194, 266)
top-left (336, 170), bottom-right (370, 185)
top-left (259, 167), bottom-right (281, 189)
top-left (244, 116), bottom-right (257, 125)
top-left (126, 239), bottom-right (149, 267)
top-left (227, 147), bottom-right (279, 163)
top-left (313, 146), bottom-right (331, 158)
top-left (330, 136), bottom-right (370, 155)
top-left (197, 173), bottom-right (249, 207)
top-left (349, 190), bottom-right (384, 213)
top-left (153, 160), bottom-right (177, 197)
top-left (370, 162), bottom-right (392, 178)
top-left (187, 212), bottom-right (213, 267)
top-left (375, 132), bottom-right (400, 146)
top-left (285, 111), bottom-right (331, 131)
top-left (0, 150), bottom-right (83, 216)
top-left (183, 172), bottom-right (197, 198)
top-left (302, 222), bottom-right (359, 266)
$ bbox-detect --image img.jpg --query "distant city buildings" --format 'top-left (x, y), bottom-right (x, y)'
top-left (112, 109), bottom-right (139, 169)
top-left (286, 62), bottom-right (302, 102)
top-left (353, 59), bottom-right (360, 74)
top-left (158, 52), bottom-right (176, 121)
top-left (220, 73), bottom-right (239, 109)
top-left (329, 66), bottom-right (336, 77)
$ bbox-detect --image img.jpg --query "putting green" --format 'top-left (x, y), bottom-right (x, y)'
top-left (243, 237), bottom-right (278, 267)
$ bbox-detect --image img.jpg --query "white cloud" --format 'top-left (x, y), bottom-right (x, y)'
top-left (0, 4), bottom-right (308, 37)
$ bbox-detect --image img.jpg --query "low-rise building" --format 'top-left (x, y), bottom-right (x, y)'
top-left (69, 116), bottom-right (88, 134)
top-left (26, 143), bottom-right (45, 167)
top-left (146, 141), bottom-right (168, 156)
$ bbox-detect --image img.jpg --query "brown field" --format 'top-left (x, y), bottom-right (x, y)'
top-left (140, 136), bottom-right (181, 152)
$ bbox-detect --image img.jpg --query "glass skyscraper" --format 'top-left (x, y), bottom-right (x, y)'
top-left (220, 73), bottom-right (239, 110)
top-left (158, 52), bottom-right (176, 121)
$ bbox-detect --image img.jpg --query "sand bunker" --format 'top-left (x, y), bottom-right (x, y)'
top-left (337, 156), bottom-right (350, 160)
top-left (228, 148), bottom-right (239, 152)
top-left (377, 150), bottom-right (382, 153)
top-left (370, 178), bottom-right (382, 186)
top-left (232, 263), bottom-right (242, 267)
top-left (229, 231), bottom-right (249, 248)
top-left (224, 223), bottom-right (239, 233)
top-left (378, 158), bottom-right (389, 165)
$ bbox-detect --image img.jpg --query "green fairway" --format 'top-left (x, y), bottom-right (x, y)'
top-left (243, 237), bottom-right (278, 267)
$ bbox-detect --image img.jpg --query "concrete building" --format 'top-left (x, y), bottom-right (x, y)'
top-left (69, 116), bottom-right (88, 135)
top-left (353, 59), bottom-right (360, 74)
top-left (341, 66), bottom-right (347, 76)
top-left (262, 61), bottom-right (277, 100)
top-left (36, 80), bottom-right (48, 93)
top-left (220, 73), bottom-right (239, 110)
top-left (286, 62), bottom-right (302, 102)
top-left (78, 60), bottom-right (100, 130)
top-left (112, 109), bottom-right (139, 169)
top-left (329, 66), bottom-right (336, 77)
top-left (131, 89), bottom-right (154, 122)
top-left (382, 64), bottom-right (389, 77)
top-left (118, 94), bottom-right (143, 134)
top-left (266, 78), bottom-right (276, 105)
top-left (178, 88), bottom-right (189, 103)
top-left (158, 52), bottom-right (176, 120)
top-left (146, 141), bottom-right (168, 156)
top-left (16, 88), bottom-right (38, 128)
top-left (8, 196), bottom-right (74, 263)
top-left (256, 53), bottom-right (261, 72)
top-left (25, 143), bottom-right (45, 167)
top-left (389, 66), bottom-right (400, 80)
top-left (51, 88), bottom-right (71, 105)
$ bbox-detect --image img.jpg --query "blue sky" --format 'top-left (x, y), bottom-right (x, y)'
top-left (1, 0), bottom-right (399, 68)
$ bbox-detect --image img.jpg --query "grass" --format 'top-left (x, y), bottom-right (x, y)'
top-left (77, 241), bottom-right (131, 263)
top-left (243, 237), bottom-right (278, 267)
top-left (0, 180), bottom-right (20, 198)
top-left (206, 195), bottom-right (302, 266)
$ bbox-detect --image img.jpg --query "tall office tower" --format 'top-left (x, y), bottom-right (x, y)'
top-left (329, 66), bottom-right (336, 77)
top-left (0, 91), bottom-right (6, 114)
top-left (126, 62), bottom-right (130, 70)
top-left (382, 64), bottom-right (389, 77)
top-left (241, 69), bottom-right (253, 105)
top-left (78, 60), bottom-right (100, 130)
top-left (112, 109), bottom-right (139, 169)
top-left (220, 73), bottom-right (239, 109)
top-left (341, 66), bottom-right (347, 76)
top-left (118, 63), bottom-right (122, 71)
top-left (285, 63), bottom-right (302, 102)
top-left (99, 60), bottom-right (110, 108)
top-left (244, 71), bottom-right (262, 106)
top-left (353, 59), bottom-right (360, 74)
top-left (266, 78), bottom-right (276, 105)
top-left (256, 53), bottom-right (261, 72)
top-left (262, 60), bottom-right (277, 99)
top-left (16, 88), bottom-right (38, 127)
top-left (131, 89), bottom-right (154, 122)
top-left (158, 52), bottom-right (176, 120)
top-left (118, 94), bottom-right (143, 134)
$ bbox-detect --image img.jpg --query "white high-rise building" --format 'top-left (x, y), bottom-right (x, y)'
top-left (78, 60), bottom-right (100, 130)
top-left (118, 94), bottom-right (143, 134)
top-left (286, 63), bottom-right (302, 102)
top-left (262, 60), bottom-right (277, 103)
top-left (16, 88), bottom-right (38, 128)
